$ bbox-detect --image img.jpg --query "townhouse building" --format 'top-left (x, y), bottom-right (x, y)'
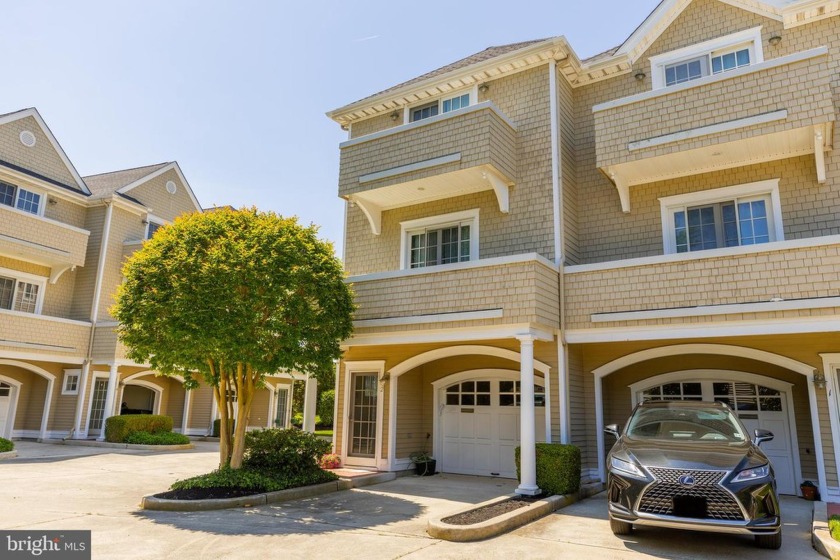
top-left (0, 108), bottom-right (315, 443)
top-left (327, 0), bottom-right (840, 499)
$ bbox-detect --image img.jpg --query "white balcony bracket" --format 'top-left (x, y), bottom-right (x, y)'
top-left (352, 196), bottom-right (382, 236)
top-left (815, 127), bottom-right (827, 184)
top-left (483, 169), bottom-right (511, 214)
top-left (49, 264), bottom-right (75, 285)
top-left (610, 171), bottom-right (631, 213)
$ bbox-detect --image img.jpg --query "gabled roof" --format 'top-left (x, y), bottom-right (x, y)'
top-left (0, 108), bottom-right (91, 195)
top-left (83, 161), bottom-right (202, 213)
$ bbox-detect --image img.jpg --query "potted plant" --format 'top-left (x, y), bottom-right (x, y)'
top-left (801, 480), bottom-right (818, 501)
top-left (409, 433), bottom-right (436, 476)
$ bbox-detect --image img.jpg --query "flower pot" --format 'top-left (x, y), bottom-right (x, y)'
top-left (801, 485), bottom-right (817, 501)
top-left (414, 460), bottom-right (436, 476)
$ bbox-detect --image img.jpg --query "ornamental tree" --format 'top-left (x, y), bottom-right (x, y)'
top-left (112, 208), bottom-right (354, 469)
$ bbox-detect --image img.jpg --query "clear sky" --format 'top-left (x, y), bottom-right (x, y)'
top-left (2, 0), bottom-right (660, 257)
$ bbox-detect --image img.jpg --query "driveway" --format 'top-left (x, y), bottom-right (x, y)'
top-left (1, 442), bottom-right (822, 559)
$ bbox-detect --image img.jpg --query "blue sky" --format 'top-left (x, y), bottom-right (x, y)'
top-left (2, 1), bottom-right (660, 256)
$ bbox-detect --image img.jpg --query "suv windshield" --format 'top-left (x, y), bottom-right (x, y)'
top-left (626, 404), bottom-right (748, 443)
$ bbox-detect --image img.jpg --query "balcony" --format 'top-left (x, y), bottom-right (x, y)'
top-left (0, 205), bottom-right (90, 282)
top-left (0, 310), bottom-right (90, 359)
top-left (564, 236), bottom-right (840, 331)
top-left (338, 102), bottom-right (517, 234)
top-left (347, 254), bottom-right (559, 338)
top-left (593, 48), bottom-right (835, 212)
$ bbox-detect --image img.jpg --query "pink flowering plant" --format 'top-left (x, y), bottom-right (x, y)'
top-left (320, 453), bottom-right (341, 469)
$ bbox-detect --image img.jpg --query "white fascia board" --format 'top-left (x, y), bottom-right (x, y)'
top-left (354, 308), bottom-right (503, 328)
top-left (116, 162), bottom-right (202, 213)
top-left (347, 323), bottom-right (555, 346)
top-left (629, 110), bottom-right (787, 151)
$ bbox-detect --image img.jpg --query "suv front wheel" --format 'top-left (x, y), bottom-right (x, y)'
top-left (755, 532), bottom-right (782, 549)
top-left (610, 517), bottom-right (633, 535)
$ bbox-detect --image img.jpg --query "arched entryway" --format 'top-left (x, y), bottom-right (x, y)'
top-left (120, 383), bottom-right (159, 415)
top-left (0, 377), bottom-right (21, 439)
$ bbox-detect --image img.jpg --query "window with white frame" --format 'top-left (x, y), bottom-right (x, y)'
top-left (0, 180), bottom-right (43, 216)
top-left (400, 210), bottom-right (479, 269)
top-left (409, 92), bottom-right (471, 123)
top-left (62, 370), bottom-right (80, 395)
top-left (0, 269), bottom-right (45, 314)
top-left (660, 180), bottom-right (783, 255)
top-left (145, 217), bottom-right (165, 240)
top-left (651, 27), bottom-right (763, 89)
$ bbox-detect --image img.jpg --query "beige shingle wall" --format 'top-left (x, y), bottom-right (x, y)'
top-left (70, 205), bottom-right (106, 321)
top-left (0, 313), bottom-right (90, 358)
top-left (125, 168), bottom-right (198, 223)
top-left (0, 116), bottom-right (79, 188)
top-left (0, 206), bottom-right (88, 267)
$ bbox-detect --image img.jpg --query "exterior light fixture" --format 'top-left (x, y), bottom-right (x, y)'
top-left (479, 83), bottom-right (490, 93)
top-left (769, 35), bottom-right (782, 46)
top-left (48, 197), bottom-right (58, 205)
top-left (390, 111), bottom-right (400, 121)
top-left (814, 372), bottom-right (827, 390)
top-left (635, 71), bottom-right (646, 81)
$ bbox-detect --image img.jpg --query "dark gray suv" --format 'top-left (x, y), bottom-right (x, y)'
top-left (605, 400), bottom-right (781, 549)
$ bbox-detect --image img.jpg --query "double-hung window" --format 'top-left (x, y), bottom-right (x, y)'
top-left (409, 92), bottom-right (471, 123)
top-left (401, 210), bottom-right (479, 270)
top-left (0, 271), bottom-right (44, 314)
top-left (660, 180), bottom-right (783, 255)
top-left (0, 180), bottom-right (43, 216)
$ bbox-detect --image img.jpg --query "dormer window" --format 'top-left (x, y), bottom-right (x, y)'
top-left (651, 27), bottom-right (763, 90)
top-left (409, 92), bottom-right (471, 123)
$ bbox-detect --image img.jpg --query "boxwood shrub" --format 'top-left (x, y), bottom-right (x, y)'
top-left (104, 414), bottom-right (173, 443)
top-left (243, 428), bottom-right (331, 475)
top-left (515, 443), bottom-right (581, 496)
top-left (0, 437), bottom-right (13, 452)
top-left (124, 431), bottom-right (190, 445)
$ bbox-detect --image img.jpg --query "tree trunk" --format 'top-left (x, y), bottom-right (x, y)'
top-left (214, 368), bottom-right (234, 469)
top-left (229, 363), bottom-right (255, 469)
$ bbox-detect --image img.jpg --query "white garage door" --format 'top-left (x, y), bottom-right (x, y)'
top-left (440, 378), bottom-right (546, 478)
top-left (639, 380), bottom-right (797, 495)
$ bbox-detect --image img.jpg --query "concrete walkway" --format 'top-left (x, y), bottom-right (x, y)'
top-left (0, 442), bottom-right (822, 559)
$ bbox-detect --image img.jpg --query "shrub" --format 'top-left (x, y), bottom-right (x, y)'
top-left (831, 515), bottom-right (840, 542)
top-left (318, 390), bottom-right (335, 427)
top-left (243, 428), bottom-right (331, 475)
top-left (320, 453), bottom-right (341, 469)
top-left (105, 414), bottom-right (173, 443)
top-left (171, 466), bottom-right (337, 493)
top-left (212, 418), bottom-right (235, 438)
top-left (515, 443), bottom-right (581, 496)
top-left (124, 431), bottom-right (191, 445)
top-left (291, 413), bottom-right (321, 428)
top-left (0, 437), bottom-right (13, 452)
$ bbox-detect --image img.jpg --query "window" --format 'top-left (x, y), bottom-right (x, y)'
top-left (660, 180), bottom-right (782, 255)
top-left (651, 27), bottom-right (763, 89)
top-left (446, 381), bottom-right (491, 406)
top-left (409, 92), bottom-right (471, 122)
top-left (642, 382), bottom-right (703, 402)
top-left (499, 380), bottom-right (546, 407)
top-left (0, 271), bottom-right (44, 314)
top-left (62, 370), bottom-right (81, 395)
top-left (400, 210), bottom-right (479, 270)
top-left (146, 221), bottom-right (162, 239)
top-left (0, 180), bottom-right (43, 216)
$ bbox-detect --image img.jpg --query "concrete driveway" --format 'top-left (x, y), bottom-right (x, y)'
top-left (1, 441), bottom-right (822, 559)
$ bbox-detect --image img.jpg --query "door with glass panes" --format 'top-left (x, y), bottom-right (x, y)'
top-left (348, 372), bottom-right (378, 466)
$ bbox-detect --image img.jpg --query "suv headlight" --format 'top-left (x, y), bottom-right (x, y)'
top-left (732, 464), bottom-right (770, 483)
top-left (610, 456), bottom-right (645, 478)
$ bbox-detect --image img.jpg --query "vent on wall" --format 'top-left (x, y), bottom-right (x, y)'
top-left (19, 130), bottom-right (36, 147)
top-left (165, 180), bottom-right (177, 194)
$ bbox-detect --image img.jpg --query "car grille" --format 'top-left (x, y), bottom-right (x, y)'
top-left (638, 467), bottom-right (744, 521)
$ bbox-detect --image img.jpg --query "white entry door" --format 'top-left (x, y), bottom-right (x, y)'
top-left (0, 383), bottom-right (12, 438)
top-left (440, 377), bottom-right (546, 478)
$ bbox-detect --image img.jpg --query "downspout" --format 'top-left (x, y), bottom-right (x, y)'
top-left (549, 58), bottom-right (571, 445)
top-left (72, 200), bottom-right (114, 437)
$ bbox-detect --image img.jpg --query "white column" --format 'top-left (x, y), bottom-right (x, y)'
top-left (181, 389), bottom-right (192, 434)
top-left (302, 376), bottom-right (318, 433)
top-left (98, 363), bottom-right (119, 441)
top-left (516, 335), bottom-right (541, 496)
top-left (595, 375), bottom-right (606, 482)
top-left (39, 378), bottom-right (54, 441)
top-left (558, 342), bottom-right (570, 444)
top-left (72, 362), bottom-right (91, 438)
top-left (267, 386), bottom-right (275, 428)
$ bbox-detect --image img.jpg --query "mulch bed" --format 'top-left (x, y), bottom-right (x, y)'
top-left (441, 495), bottom-right (544, 525)
top-left (154, 487), bottom-right (265, 500)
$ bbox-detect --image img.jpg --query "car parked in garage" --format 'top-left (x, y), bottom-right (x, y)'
top-left (605, 400), bottom-right (781, 549)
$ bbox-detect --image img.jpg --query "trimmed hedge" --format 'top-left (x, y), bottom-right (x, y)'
top-left (244, 428), bottom-right (331, 474)
top-left (171, 466), bottom-right (337, 493)
top-left (105, 414), bottom-right (173, 443)
top-left (212, 419), bottom-right (235, 438)
top-left (0, 437), bottom-right (13, 452)
top-left (124, 431), bottom-right (191, 445)
top-left (515, 443), bottom-right (581, 496)
top-left (318, 389), bottom-right (335, 427)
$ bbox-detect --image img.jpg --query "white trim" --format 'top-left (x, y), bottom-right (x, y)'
top-left (348, 252), bottom-right (558, 284)
top-left (359, 153), bottom-right (461, 184)
top-left (332, 361), bottom-right (340, 453)
top-left (594, 47), bottom-right (828, 113)
top-left (339, 102), bottom-right (517, 149)
top-left (649, 27), bottom-right (764, 90)
top-left (62, 369), bottom-right (81, 396)
top-left (116, 162), bottom-right (202, 213)
top-left (565, 233), bottom-right (840, 275)
top-left (354, 308), bottom-right (502, 328)
top-left (84, 370), bottom-right (110, 437)
top-left (629, 110), bottom-right (788, 152)
top-left (549, 59), bottom-right (563, 266)
top-left (822, 353), bottom-right (840, 498)
top-left (144, 214), bottom-right (167, 240)
top-left (399, 209), bottom-right (480, 271)
top-left (0, 374), bottom-right (22, 440)
top-left (89, 202), bottom-right (114, 323)
top-left (389, 345), bottom-right (551, 378)
top-left (0, 266), bottom-right (47, 315)
top-left (557, 341), bottom-right (570, 444)
top-left (348, 324), bottom-right (556, 347)
top-left (0, 308), bottom-right (90, 327)
top-left (341, 361), bottom-right (385, 469)
top-left (592, 296), bottom-right (840, 323)
top-left (0, 361), bottom-right (56, 442)
top-left (120, 379), bottom-right (162, 415)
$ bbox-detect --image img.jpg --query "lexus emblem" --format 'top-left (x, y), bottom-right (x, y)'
top-left (678, 475), bottom-right (696, 487)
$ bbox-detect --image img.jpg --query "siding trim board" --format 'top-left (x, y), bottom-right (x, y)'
top-left (354, 308), bottom-right (503, 328)
top-left (359, 153), bottom-right (461, 184)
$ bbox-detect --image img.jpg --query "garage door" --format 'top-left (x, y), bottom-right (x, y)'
top-left (440, 377), bottom-right (546, 478)
top-left (639, 380), bottom-right (796, 495)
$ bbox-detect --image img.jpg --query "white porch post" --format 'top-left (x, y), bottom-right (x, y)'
top-left (303, 376), bottom-right (318, 433)
top-left (516, 335), bottom-right (541, 496)
top-left (181, 389), bottom-right (192, 434)
top-left (98, 363), bottom-right (120, 441)
top-left (39, 378), bottom-right (54, 441)
top-left (558, 341), bottom-right (570, 444)
top-left (72, 361), bottom-right (91, 438)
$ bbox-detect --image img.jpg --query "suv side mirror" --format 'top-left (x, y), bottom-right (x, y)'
top-left (754, 428), bottom-right (774, 446)
top-left (605, 424), bottom-right (621, 440)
